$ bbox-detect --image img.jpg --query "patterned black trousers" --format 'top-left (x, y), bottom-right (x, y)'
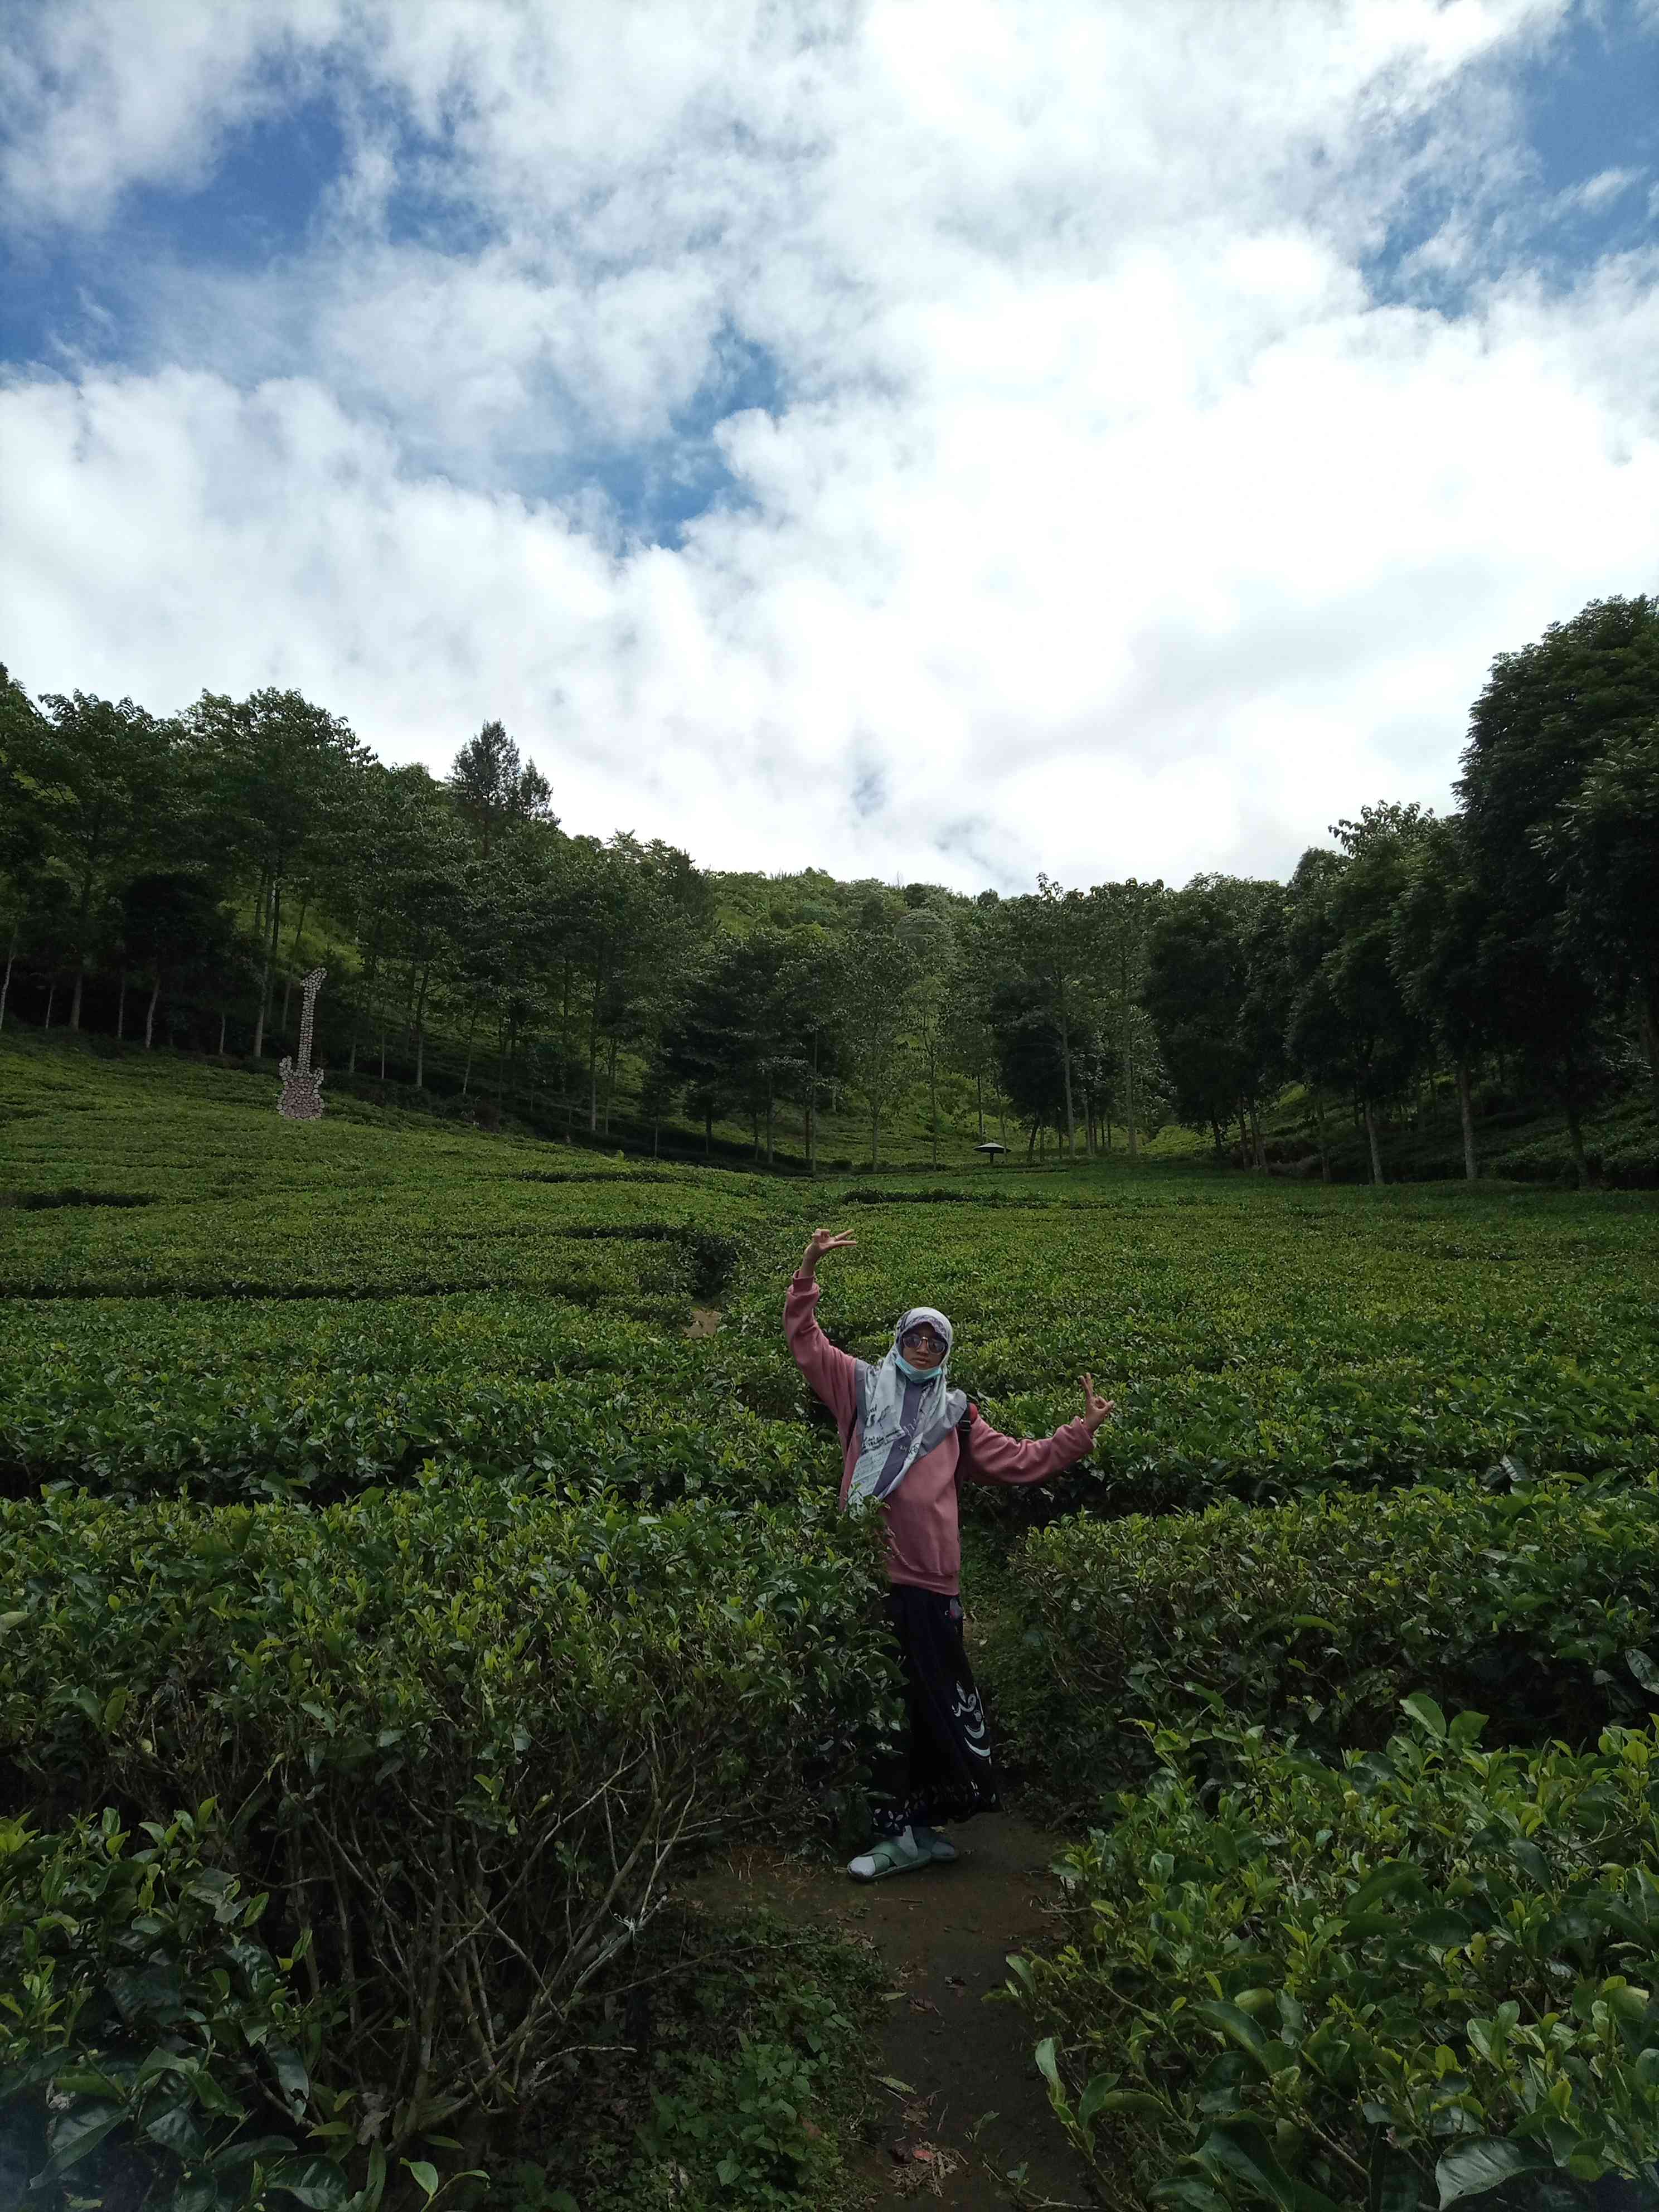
top-left (868, 1584), bottom-right (1003, 1841)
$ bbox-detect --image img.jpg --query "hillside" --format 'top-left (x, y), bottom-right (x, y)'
top-left (3, 1031), bottom-right (1659, 2210)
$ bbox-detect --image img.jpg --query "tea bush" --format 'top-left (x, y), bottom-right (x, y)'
top-left (0, 1481), bottom-right (899, 2188)
top-left (1009, 1702), bottom-right (1659, 2210)
top-left (1000, 1472), bottom-right (1659, 1806)
top-left (0, 1802), bottom-right (354, 2212)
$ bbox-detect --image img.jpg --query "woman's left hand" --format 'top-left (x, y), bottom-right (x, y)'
top-left (1080, 1373), bottom-right (1115, 1433)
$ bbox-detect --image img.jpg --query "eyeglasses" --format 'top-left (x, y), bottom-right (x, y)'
top-left (900, 1327), bottom-right (946, 1354)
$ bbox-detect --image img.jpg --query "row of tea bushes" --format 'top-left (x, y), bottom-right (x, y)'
top-left (0, 1481), bottom-right (899, 2208)
top-left (0, 1293), bottom-right (830, 1507)
top-left (1001, 1472), bottom-right (1659, 1802)
top-left (1008, 1703), bottom-right (1659, 2209)
top-left (721, 1195), bottom-right (1659, 1505)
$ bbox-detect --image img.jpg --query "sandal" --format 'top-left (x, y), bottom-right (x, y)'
top-left (847, 1832), bottom-right (932, 1881)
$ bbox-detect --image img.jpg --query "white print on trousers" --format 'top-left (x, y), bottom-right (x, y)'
top-left (950, 1685), bottom-right (992, 1758)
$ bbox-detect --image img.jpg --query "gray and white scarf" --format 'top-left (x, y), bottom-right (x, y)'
top-left (847, 1305), bottom-right (968, 1507)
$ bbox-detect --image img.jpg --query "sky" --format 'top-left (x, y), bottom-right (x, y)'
top-left (2, 1), bottom-right (1657, 895)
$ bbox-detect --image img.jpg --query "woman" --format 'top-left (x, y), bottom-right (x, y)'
top-left (786, 1225), bottom-right (1113, 1881)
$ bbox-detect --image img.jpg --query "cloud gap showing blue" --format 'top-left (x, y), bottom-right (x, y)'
top-left (1361, 7), bottom-right (1659, 314)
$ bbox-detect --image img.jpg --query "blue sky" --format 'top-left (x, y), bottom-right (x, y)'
top-left (2, 0), bottom-right (1656, 890)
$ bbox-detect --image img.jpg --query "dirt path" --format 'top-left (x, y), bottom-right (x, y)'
top-left (685, 1814), bottom-right (1100, 2210)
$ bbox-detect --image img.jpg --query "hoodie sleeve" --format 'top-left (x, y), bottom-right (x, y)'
top-left (958, 1399), bottom-right (1095, 1487)
top-left (784, 1270), bottom-right (861, 1442)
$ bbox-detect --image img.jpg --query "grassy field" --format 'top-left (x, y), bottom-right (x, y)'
top-left (3, 1027), bottom-right (1659, 2211)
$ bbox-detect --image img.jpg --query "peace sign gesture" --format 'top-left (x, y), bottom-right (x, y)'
top-left (1080, 1372), bottom-right (1115, 1434)
top-left (801, 1226), bottom-right (857, 1277)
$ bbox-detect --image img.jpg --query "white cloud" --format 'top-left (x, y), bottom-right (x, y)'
top-left (3, 0), bottom-right (1658, 893)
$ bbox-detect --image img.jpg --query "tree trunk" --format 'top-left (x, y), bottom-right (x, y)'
top-left (1456, 1058), bottom-right (1478, 1182)
top-left (605, 1035), bottom-right (618, 1135)
top-left (1642, 972), bottom-right (1659, 1120)
top-left (1126, 1042), bottom-right (1139, 1159)
top-left (1563, 1095), bottom-right (1592, 1190)
top-left (975, 1068), bottom-right (984, 1141)
top-left (766, 1088), bottom-right (775, 1168)
top-left (282, 890), bottom-right (311, 1036)
top-left (807, 1034), bottom-right (818, 1175)
top-left (252, 872), bottom-right (274, 1060)
top-left (871, 1098), bottom-right (880, 1171)
top-left (116, 967), bottom-right (128, 1042)
top-left (1250, 1100), bottom-right (1265, 1169)
top-left (413, 964), bottom-right (430, 1090)
top-left (0, 920), bottom-right (17, 1032)
top-left (145, 974), bottom-right (161, 1050)
top-left (1313, 1089), bottom-right (1330, 1183)
top-left (45, 979), bottom-right (56, 1029)
top-left (705, 1102), bottom-right (713, 1160)
top-left (929, 1057), bottom-right (938, 1167)
top-left (1364, 1097), bottom-right (1385, 1185)
top-left (1059, 999), bottom-right (1075, 1160)
top-left (217, 1011), bottom-right (227, 1056)
top-left (462, 996), bottom-right (480, 1098)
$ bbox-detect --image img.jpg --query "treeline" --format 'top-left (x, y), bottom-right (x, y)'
top-left (1, 590), bottom-right (1654, 1182)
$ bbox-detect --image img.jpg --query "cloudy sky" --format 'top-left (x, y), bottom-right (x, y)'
top-left (2, 1), bottom-right (1657, 892)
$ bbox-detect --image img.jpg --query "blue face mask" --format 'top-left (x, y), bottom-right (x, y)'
top-left (895, 1348), bottom-right (944, 1383)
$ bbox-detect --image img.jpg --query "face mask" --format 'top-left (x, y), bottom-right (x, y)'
top-left (895, 1349), bottom-right (944, 1382)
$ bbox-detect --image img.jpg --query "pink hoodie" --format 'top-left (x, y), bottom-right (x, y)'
top-left (785, 1268), bottom-right (1097, 1595)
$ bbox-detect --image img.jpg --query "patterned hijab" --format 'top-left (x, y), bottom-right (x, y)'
top-left (846, 1307), bottom-right (968, 1507)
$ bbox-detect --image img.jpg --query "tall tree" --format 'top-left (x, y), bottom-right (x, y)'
top-left (446, 719), bottom-right (555, 860)
top-left (1455, 594), bottom-right (1659, 1185)
top-left (841, 898), bottom-right (915, 1169)
top-left (1088, 879), bottom-right (1169, 1157)
top-left (1531, 714), bottom-right (1659, 1117)
top-left (31, 691), bottom-right (179, 1030)
top-left (1316, 805), bottom-right (1434, 1185)
top-left (1390, 814), bottom-right (1495, 1180)
top-left (183, 688), bottom-right (366, 1060)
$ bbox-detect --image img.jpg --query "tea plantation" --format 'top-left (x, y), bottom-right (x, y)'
top-left (3, 1029), bottom-right (1658, 2211)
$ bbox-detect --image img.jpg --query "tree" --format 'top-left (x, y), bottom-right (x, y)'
top-left (898, 907), bottom-right (955, 1166)
top-left (0, 667), bottom-right (67, 1034)
top-left (1390, 815), bottom-right (1495, 1179)
top-left (1454, 594), bottom-right (1659, 1185)
top-left (446, 720), bottom-right (555, 860)
top-left (1001, 877), bottom-right (1093, 1159)
top-left (1142, 880), bottom-right (1277, 1160)
top-left (1316, 806), bottom-right (1434, 1185)
top-left (1088, 879), bottom-right (1169, 1157)
top-left (183, 689), bottom-right (366, 1061)
top-left (120, 872), bottom-right (236, 1049)
top-left (30, 691), bottom-right (180, 1030)
top-left (841, 899), bottom-right (915, 1169)
top-left (1533, 715), bottom-right (1659, 1117)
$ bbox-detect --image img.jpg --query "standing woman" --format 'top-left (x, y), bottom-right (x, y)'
top-left (787, 1225), bottom-right (1114, 1881)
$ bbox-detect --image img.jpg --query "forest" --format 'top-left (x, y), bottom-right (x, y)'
top-left (2, 591), bottom-right (1657, 1186)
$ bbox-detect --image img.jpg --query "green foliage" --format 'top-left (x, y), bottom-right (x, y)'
top-left (0, 1802), bottom-right (350, 2212)
top-left (1009, 1705), bottom-right (1659, 2210)
top-left (0, 1481), bottom-right (900, 2169)
top-left (1003, 1474), bottom-right (1659, 1806)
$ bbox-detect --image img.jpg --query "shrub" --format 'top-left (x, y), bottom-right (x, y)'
top-left (1008, 1702), bottom-right (1659, 2210)
top-left (0, 1483), bottom-right (899, 2175)
top-left (1001, 1473), bottom-right (1659, 1809)
top-left (0, 1802), bottom-right (352, 2212)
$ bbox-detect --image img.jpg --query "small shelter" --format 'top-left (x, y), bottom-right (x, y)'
top-left (973, 1141), bottom-right (1008, 1165)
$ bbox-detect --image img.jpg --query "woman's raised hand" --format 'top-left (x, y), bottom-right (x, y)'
top-left (802, 1226), bottom-right (857, 1274)
top-left (1080, 1372), bottom-right (1115, 1433)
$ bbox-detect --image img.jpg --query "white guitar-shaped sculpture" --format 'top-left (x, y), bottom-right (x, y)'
top-left (278, 968), bottom-right (328, 1120)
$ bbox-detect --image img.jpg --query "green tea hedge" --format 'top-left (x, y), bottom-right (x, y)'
top-left (0, 1482), bottom-right (898, 2184)
top-left (1005, 1473), bottom-right (1659, 1799)
top-left (1, 1802), bottom-right (353, 2212)
top-left (1010, 1703), bottom-right (1659, 2210)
